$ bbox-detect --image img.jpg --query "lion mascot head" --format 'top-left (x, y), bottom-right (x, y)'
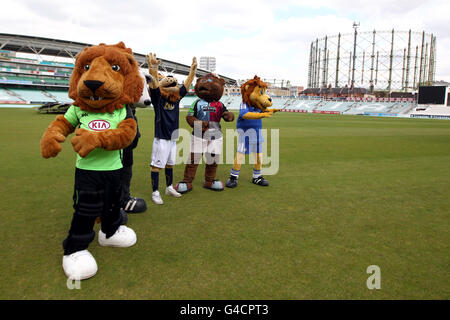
top-left (194, 73), bottom-right (225, 102)
top-left (158, 73), bottom-right (182, 103)
top-left (69, 42), bottom-right (143, 113)
top-left (241, 75), bottom-right (272, 111)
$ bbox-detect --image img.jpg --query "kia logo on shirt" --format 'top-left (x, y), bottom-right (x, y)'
top-left (88, 120), bottom-right (111, 131)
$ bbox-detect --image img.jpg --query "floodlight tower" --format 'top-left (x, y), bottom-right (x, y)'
top-left (351, 21), bottom-right (360, 89)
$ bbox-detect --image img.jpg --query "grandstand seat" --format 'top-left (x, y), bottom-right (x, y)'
top-left (45, 90), bottom-right (72, 103)
top-left (345, 102), bottom-right (391, 114)
top-left (0, 88), bottom-right (23, 102)
top-left (9, 88), bottom-right (56, 104)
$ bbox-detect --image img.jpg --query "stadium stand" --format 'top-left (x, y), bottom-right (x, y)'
top-left (313, 101), bottom-right (353, 113)
top-left (345, 102), bottom-right (393, 114)
top-left (276, 97), bottom-right (426, 117)
top-left (0, 87), bottom-right (24, 103)
top-left (1, 48), bottom-right (72, 106)
top-left (45, 90), bottom-right (72, 103)
top-left (410, 106), bottom-right (450, 119)
top-left (1, 43), bottom-right (448, 119)
top-left (179, 95), bottom-right (200, 108)
top-left (9, 88), bottom-right (54, 103)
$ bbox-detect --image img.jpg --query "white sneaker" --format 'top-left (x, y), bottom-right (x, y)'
top-left (62, 250), bottom-right (98, 280)
top-left (165, 185), bottom-right (181, 198)
top-left (152, 190), bottom-right (164, 204)
top-left (98, 225), bottom-right (137, 247)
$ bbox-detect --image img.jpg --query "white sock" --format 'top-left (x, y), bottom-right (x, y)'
top-left (253, 169), bottom-right (262, 179)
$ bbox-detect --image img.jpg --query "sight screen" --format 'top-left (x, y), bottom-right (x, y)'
top-left (418, 86), bottom-right (446, 105)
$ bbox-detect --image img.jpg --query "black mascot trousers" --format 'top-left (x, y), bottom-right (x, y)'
top-left (63, 168), bottom-right (124, 255)
top-left (121, 147), bottom-right (134, 203)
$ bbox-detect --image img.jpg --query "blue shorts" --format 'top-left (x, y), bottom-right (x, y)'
top-left (237, 132), bottom-right (263, 154)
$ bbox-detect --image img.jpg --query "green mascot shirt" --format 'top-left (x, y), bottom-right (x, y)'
top-left (64, 105), bottom-right (127, 171)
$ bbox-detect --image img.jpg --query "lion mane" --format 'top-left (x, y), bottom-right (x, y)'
top-left (160, 87), bottom-right (182, 103)
top-left (241, 75), bottom-right (269, 106)
top-left (69, 42), bottom-right (143, 113)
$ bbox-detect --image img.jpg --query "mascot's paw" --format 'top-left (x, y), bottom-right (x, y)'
top-left (175, 181), bottom-right (192, 194)
top-left (226, 176), bottom-right (238, 188)
top-left (252, 176), bottom-right (269, 186)
top-left (71, 128), bottom-right (100, 158)
top-left (40, 132), bottom-right (65, 158)
top-left (62, 250), bottom-right (98, 280)
top-left (123, 197), bottom-right (147, 214)
top-left (223, 111), bottom-right (235, 122)
top-left (98, 225), bottom-right (137, 247)
top-left (202, 121), bottom-right (210, 131)
top-left (204, 180), bottom-right (224, 191)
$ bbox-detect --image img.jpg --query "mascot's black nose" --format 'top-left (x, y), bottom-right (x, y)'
top-left (84, 80), bottom-right (104, 94)
top-left (268, 98), bottom-right (272, 102)
top-left (144, 100), bottom-right (151, 106)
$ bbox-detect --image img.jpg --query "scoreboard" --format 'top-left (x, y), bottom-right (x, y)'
top-left (418, 86), bottom-right (448, 105)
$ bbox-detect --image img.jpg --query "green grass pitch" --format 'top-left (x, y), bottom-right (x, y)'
top-left (0, 107), bottom-right (449, 299)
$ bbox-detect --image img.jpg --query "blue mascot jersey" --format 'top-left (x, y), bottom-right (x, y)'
top-left (237, 103), bottom-right (264, 143)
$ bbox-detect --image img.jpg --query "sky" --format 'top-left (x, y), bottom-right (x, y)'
top-left (1, 0), bottom-right (450, 86)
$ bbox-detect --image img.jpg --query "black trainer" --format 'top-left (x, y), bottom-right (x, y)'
top-left (252, 176), bottom-right (269, 186)
top-left (226, 176), bottom-right (238, 188)
top-left (123, 196), bottom-right (147, 214)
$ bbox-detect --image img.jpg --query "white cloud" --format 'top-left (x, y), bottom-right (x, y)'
top-left (1, 0), bottom-right (449, 85)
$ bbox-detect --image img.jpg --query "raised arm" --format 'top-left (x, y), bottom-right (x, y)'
top-left (183, 57), bottom-right (197, 90)
top-left (146, 52), bottom-right (160, 89)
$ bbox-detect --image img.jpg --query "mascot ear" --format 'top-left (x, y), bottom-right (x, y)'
top-left (115, 42), bottom-right (133, 55)
top-left (76, 46), bottom-right (89, 59)
top-left (116, 41), bottom-right (126, 49)
top-left (119, 53), bottom-right (144, 104)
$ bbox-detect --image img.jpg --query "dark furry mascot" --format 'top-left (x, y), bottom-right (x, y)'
top-left (175, 73), bottom-right (235, 193)
top-left (120, 70), bottom-right (151, 218)
top-left (226, 75), bottom-right (279, 188)
top-left (40, 42), bottom-right (142, 280)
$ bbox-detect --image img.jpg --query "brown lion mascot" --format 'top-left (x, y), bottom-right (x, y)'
top-left (40, 42), bottom-right (143, 281)
top-left (226, 75), bottom-right (279, 188)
